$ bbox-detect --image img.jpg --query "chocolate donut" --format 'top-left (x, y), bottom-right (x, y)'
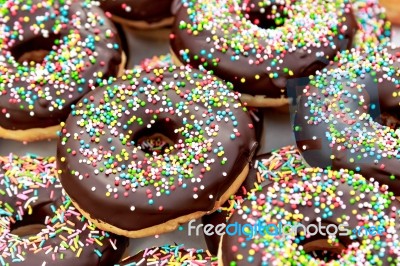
top-left (0, 155), bottom-right (128, 265)
top-left (219, 167), bottom-right (400, 265)
top-left (0, 0), bottom-right (124, 142)
top-left (117, 245), bottom-right (217, 265)
top-left (294, 44), bottom-right (400, 194)
top-left (202, 145), bottom-right (305, 255)
top-left (170, 0), bottom-right (361, 107)
top-left (99, 0), bottom-right (174, 29)
top-left (57, 65), bottom-right (258, 238)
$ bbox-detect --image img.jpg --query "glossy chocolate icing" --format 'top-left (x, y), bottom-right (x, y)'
top-left (170, 0), bottom-right (357, 98)
top-left (294, 46), bottom-right (400, 194)
top-left (57, 66), bottom-right (258, 232)
top-left (0, 155), bottom-right (128, 265)
top-left (99, 0), bottom-right (174, 23)
top-left (0, 0), bottom-right (123, 130)
top-left (220, 168), bottom-right (400, 265)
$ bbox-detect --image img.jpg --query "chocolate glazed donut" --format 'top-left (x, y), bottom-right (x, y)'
top-left (170, 0), bottom-right (357, 104)
top-left (57, 66), bottom-right (258, 238)
top-left (99, 0), bottom-right (174, 25)
top-left (0, 0), bottom-right (123, 133)
top-left (0, 155), bottom-right (128, 265)
top-left (294, 45), bottom-right (400, 194)
top-left (219, 167), bottom-right (400, 265)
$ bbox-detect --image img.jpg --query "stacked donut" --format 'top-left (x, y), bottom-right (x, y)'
top-left (0, 0), bottom-right (399, 265)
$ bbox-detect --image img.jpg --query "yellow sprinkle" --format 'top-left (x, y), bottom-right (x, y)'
top-left (76, 248), bottom-right (83, 257)
top-left (94, 238), bottom-right (103, 246)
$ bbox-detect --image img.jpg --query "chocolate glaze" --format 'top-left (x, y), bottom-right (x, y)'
top-left (0, 155), bottom-right (128, 265)
top-left (57, 66), bottom-right (258, 232)
top-left (202, 152), bottom-right (274, 255)
top-left (220, 168), bottom-right (400, 265)
top-left (0, 0), bottom-right (123, 130)
top-left (99, 0), bottom-right (174, 23)
top-left (294, 46), bottom-right (400, 195)
top-left (170, 0), bottom-right (357, 98)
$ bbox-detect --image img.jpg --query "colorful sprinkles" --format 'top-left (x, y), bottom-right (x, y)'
top-left (222, 167), bottom-right (400, 265)
top-left (0, 0), bottom-right (122, 130)
top-left (203, 146), bottom-right (307, 254)
top-left (255, 145), bottom-right (306, 183)
top-left (352, 0), bottom-right (391, 46)
top-left (216, 145), bottom-right (306, 219)
top-left (295, 43), bottom-right (400, 192)
top-left (0, 154), bottom-right (127, 265)
top-left (57, 65), bottom-right (256, 235)
top-left (171, 0), bottom-right (388, 98)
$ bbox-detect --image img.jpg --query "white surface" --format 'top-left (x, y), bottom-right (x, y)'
top-left (0, 25), bottom-right (398, 257)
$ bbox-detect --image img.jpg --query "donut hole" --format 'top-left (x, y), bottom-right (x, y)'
top-left (380, 113), bottom-right (400, 129)
top-left (8, 201), bottom-right (53, 237)
top-left (11, 224), bottom-right (46, 237)
top-left (10, 34), bottom-right (59, 64)
top-left (246, 4), bottom-right (288, 29)
top-left (294, 222), bottom-right (353, 262)
top-left (303, 239), bottom-right (345, 262)
top-left (133, 120), bottom-right (180, 155)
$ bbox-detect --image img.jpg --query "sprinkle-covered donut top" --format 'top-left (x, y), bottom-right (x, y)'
top-left (352, 0), bottom-right (391, 46)
top-left (171, 0), bottom-right (359, 98)
top-left (0, 0), bottom-right (123, 130)
top-left (57, 65), bottom-right (257, 234)
top-left (220, 167), bottom-right (400, 265)
top-left (0, 154), bottom-right (128, 265)
top-left (117, 245), bottom-right (218, 265)
top-left (99, 0), bottom-right (174, 24)
top-left (294, 44), bottom-right (400, 194)
top-left (135, 54), bottom-right (265, 144)
top-left (203, 145), bottom-right (306, 254)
